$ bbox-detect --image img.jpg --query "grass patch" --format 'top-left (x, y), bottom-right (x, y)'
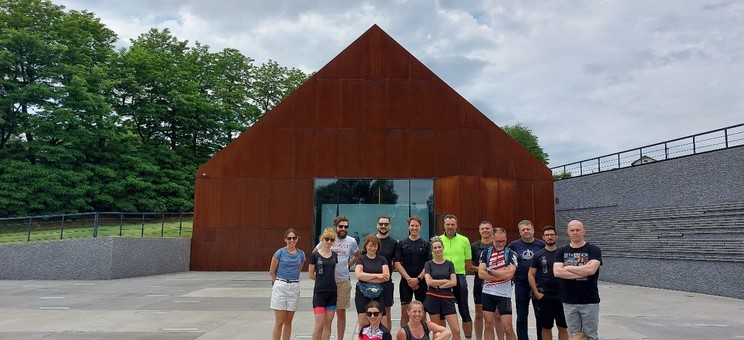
top-left (0, 220), bottom-right (193, 244)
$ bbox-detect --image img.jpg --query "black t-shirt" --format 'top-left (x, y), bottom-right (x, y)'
top-left (377, 236), bottom-right (398, 282)
top-left (555, 242), bottom-right (602, 304)
top-left (424, 259), bottom-right (455, 296)
top-left (310, 251), bottom-right (338, 292)
top-left (395, 237), bottom-right (431, 278)
top-left (471, 240), bottom-right (493, 285)
top-left (529, 248), bottom-right (561, 297)
top-left (358, 254), bottom-right (388, 283)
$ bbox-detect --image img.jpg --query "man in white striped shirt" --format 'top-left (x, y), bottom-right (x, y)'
top-left (478, 228), bottom-right (518, 340)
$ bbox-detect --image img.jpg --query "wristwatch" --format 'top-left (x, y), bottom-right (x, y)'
top-left (487, 268), bottom-right (493, 275)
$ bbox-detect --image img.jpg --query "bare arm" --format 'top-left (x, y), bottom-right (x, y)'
top-left (528, 267), bottom-right (543, 300)
top-left (424, 273), bottom-right (450, 288)
top-left (464, 259), bottom-right (473, 275)
top-left (349, 251), bottom-right (360, 267)
top-left (478, 262), bottom-right (516, 281)
top-left (308, 263), bottom-right (316, 281)
top-left (426, 320), bottom-right (453, 340)
top-left (553, 262), bottom-right (584, 280)
top-left (564, 259), bottom-right (601, 276)
top-left (355, 263), bottom-right (387, 283)
top-left (269, 256), bottom-right (279, 282)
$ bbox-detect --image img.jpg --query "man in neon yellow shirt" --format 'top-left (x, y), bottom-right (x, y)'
top-left (441, 214), bottom-right (473, 338)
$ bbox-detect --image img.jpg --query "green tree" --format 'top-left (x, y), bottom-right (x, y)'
top-left (502, 123), bottom-right (549, 165)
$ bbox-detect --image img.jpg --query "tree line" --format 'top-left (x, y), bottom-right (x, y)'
top-left (0, 0), bottom-right (309, 217)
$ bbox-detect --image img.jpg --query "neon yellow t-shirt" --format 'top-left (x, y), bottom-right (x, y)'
top-left (440, 233), bottom-right (471, 274)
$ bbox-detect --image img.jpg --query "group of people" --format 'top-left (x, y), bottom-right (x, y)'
top-left (268, 214), bottom-right (602, 340)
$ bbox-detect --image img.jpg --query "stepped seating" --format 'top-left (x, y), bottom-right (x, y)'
top-left (556, 202), bottom-right (744, 263)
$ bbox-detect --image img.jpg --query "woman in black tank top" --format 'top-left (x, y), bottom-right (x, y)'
top-left (397, 301), bottom-right (452, 340)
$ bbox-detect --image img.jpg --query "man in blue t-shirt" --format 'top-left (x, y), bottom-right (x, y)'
top-left (508, 220), bottom-right (546, 340)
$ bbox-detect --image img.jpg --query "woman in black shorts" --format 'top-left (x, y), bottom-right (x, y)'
top-left (423, 236), bottom-right (461, 340)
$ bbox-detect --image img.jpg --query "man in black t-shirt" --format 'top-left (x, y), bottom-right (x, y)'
top-left (394, 216), bottom-right (431, 327)
top-left (554, 220), bottom-right (602, 340)
top-left (529, 225), bottom-right (568, 340)
top-left (375, 215), bottom-right (398, 328)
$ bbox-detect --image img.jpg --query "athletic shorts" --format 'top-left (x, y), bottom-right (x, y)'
top-left (482, 294), bottom-right (512, 315)
top-left (424, 293), bottom-right (456, 316)
top-left (399, 278), bottom-right (427, 304)
top-left (537, 297), bottom-right (567, 329)
top-left (313, 290), bottom-right (337, 313)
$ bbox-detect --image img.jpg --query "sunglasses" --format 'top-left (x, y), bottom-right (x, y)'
top-left (377, 222), bottom-right (390, 227)
top-left (286, 236), bottom-right (297, 241)
top-left (366, 311), bottom-right (381, 317)
top-left (324, 237), bottom-right (336, 242)
top-left (337, 224), bottom-right (349, 229)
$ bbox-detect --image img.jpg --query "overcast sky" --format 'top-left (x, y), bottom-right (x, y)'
top-left (56, 0), bottom-right (744, 167)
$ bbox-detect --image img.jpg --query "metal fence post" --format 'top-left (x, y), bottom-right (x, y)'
top-left (179, 213), bottom-right (183, 236)
top-left (27, 217), bottom-right (32, 242)
top-left (141, 214), bottom-right (145, 237)
top-left (161, 213), bottom-right (165, 237)
top-left (119, 213), bottom-right (123, 236)
top-left (93, 212), bottom-right (99, 237)
top-left (60, 214), bottom-right (65, 240)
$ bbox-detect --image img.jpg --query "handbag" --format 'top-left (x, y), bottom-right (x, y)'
top-left (357, 281), bottom-right (383, 299)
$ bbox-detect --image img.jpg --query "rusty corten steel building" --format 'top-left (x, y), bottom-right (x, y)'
top-left (192, 25), bottom-right (554, 271)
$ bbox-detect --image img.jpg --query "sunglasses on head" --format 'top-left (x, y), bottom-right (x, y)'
top-left (286, 236), bottom-right (297, 241)
top-left (377, 222), bottom-right (390, 226)
top-left (366, 311), bottom-right (381, 317)
top-left (324, 237), bottom-right (335, 242)
top-left (337, 224), bottom-right (349, 229)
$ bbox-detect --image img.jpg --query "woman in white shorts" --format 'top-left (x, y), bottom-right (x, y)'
top-left (269, 228), bottom-right (306, 340)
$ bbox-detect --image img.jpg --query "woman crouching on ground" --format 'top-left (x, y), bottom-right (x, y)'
top-left (269, 228), bottom-right (306, 340)
top-left (424, 236), bottom-right (461, 340)
top-left (309, 228), bottom-right (339, 340)
top-left (397, 300), bottom-right (452, 340)
top-left (359, 300), bottom-right (392, 340)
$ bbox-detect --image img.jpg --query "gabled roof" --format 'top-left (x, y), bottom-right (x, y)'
top-left (197, 25), bottom-right (550, 180)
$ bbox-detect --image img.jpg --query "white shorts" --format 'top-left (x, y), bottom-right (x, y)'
top-left (270, 280), bottom-right (301, 311)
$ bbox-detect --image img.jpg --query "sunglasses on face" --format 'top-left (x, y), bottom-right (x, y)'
top-left (366, 311), bottom-right (381, 317)
top-left (377, 222), bottom-right (390, 226)
top-left (286, 236), bottom-right (297, 241)
top-left (337, 224), bottom-right (349, 229)
top-left (324, 237), bottom-right (335, 242)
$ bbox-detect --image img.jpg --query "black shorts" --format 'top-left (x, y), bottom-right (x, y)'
top-left (482, 294), bottom-right (512, 315)
top-left (354, 286), bottom-right (387, 315)
top-left (537, 297), bottom-right (567, 329)
top-left (424, 293), bottom-right (456, 316)
top-left (473, 281), bottom-right (483, 305)
top-left (313, 291), bottom-right (338, 309)
top-left (382, 281), bottom-right (395, 307)
top-left (399, 278), bottom-right (427, 304)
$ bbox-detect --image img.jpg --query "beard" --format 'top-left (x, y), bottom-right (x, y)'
top-left (337, 229), bottom-right (347, 238)
top-left (378, 228), bottom-right (389, 235)
top-left (546, 240), bottom-right (556, 246)
top-left (445, 229), bottom-right (456, 237)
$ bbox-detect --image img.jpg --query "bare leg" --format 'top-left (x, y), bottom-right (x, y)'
top-left (322, 310), bottom-right (335, 340)
top-left (463, 321), bottom-right (472, 338)
top-left (475, 305), bottom-right (484, 340)
top-left (313, 311), bottom-right (325, 340)
top-left (445, 314), bottom-right (462, 340)
top-left (401, 304), bottom-right (409, 328)
top-left (495, 314), bottom-right (505, 340)
top-left (273, 310), bottom-right (286, 340)
top-left (358, 313), bottom-right (370, 330)
top-left (500, 314), bottom-right (515, 340)
top-left (336, 308), bottom-right (346, 340)
top-left (384, 306), bottom-right (392, 330)
top-left (282, 311), bottom-right (295, 340)
top-left (557, 326), bottom-right (568, 340)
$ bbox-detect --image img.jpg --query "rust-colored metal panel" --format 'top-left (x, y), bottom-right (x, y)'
top-left (378, 33), bottom-right (410, 80)
top-left (338, 33), bottom-right (367, 80)
top-left (269, 128), bottom-right (293, 179)
top-left (238, 228), bottom-right (266, 270)
top-left (241, 179), bottom-right (269, 227)
top-left (456, 129), bottom-right (481, 177)
top-left (375, 129), bottom-right (406, 178)
top-left (314, 129), bottom-right (339, 178)
top-left (288, 179), bottom-right (314, 229)
top-left (218, 179), bottom-right (243, 229)
top-left (516, 180), bottom-right (536, 229)
top-left (316, 79), bottom-right (340, 128)
top-left (275, 79), bottom-right (317, 128)
top-left (479, 177), bottom-right (501, 223)
top-left (407, 81), bottom-right (434, 128)
top-left (482, 130), bottom-right (508, 178)
top-left (457, 176), bottom-right (481, 241)
top-left (338, 128), bottom-right (370, 177)
top-left (292, 128), bottom-right (317, 178)
top-left (214, 228), bottom-right (240, 270)
top-left (267, 179), bottom-right (292, 228)
top-left (384, 80), bottom-right (412, 129)
top-left (532, 180), bottom-right (556, 230)
top-left (340, 80), bottom-right (367, 129)
top-left (497, 179), bottom-right (517, 230)
top-left (434, 129), bottom-right (461, 177)
top-left (435, 177), bottom-right (460, 219)
top-left (430, 82), bottom-right (460, 128)
top-left (407, 128), bottom-right (435, 178)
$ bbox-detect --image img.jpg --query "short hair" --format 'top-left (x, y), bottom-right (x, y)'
top-left (333, 216), bottom-right (349, 227)
top-left (443, 214), bottom-right (458, 222)
top-left (284, 228), bottom-right (298, 238)
top-left (321, 227), bottom-right (337, 240)
top-left (407, 215), bottom-right (423, 226)
top-left (493, 227), bottom-right (507, 235)
top-left (479, 221), bottom-right (493, 228)
top-left (362, 234), bottom-right (381, 250)
top-left (377, 215), bottom-right (391, 221)
top-left (542, 225), bottom-right (556, 234)
top-left (517, 220), bottom-right (534, 228)
top-left (365, 300), bottom-right (382, 312)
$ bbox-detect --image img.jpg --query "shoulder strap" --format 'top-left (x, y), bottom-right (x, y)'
top-left (422, 320), bottom-right (429, 334)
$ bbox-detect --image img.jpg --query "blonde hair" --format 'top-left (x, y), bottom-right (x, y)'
top-left (321, 227), bottom-right (337, 240)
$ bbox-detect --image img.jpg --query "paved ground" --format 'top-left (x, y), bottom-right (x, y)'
top-left (0, 271), bottom-right (742, 339)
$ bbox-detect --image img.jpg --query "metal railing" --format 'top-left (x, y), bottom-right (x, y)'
top-left (551, 124), bottom-right (744, 179)
top-left (0, 212), bottom-right (193, 244)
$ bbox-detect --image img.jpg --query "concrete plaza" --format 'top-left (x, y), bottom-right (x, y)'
top-left (0, 271), bottom-right (742, 339)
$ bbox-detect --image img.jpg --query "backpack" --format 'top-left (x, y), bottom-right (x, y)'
top-left (485, 246), bottom-right (512, 267)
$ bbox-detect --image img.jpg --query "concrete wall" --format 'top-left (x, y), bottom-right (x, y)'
top-left (554, 146), bottom-right (744, 299)
top-left (0, 237), bottom-right (191, 280)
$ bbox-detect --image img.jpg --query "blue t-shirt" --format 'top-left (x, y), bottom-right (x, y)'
top-left (273, 247), bottom-right (306, 281)
top-left (508, 238), bottom-right (546, 285)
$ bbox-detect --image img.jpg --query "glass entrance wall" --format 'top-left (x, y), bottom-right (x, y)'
top-left (314, 179), bottom-right (434, 245)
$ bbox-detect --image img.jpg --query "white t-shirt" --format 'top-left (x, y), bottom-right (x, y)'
top-left (316, 236), bottom-right (359, 281)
